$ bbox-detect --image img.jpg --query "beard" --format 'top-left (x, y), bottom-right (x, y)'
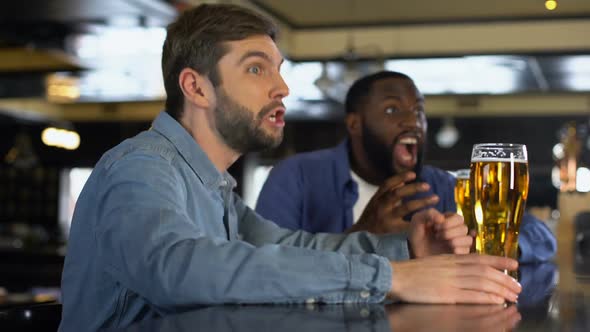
top-left (213, 88), bottom-right (283, 154)
top-left (361, 121), bottom-right (425, 179)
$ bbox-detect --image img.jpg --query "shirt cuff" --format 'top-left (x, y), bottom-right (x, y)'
top-left (375, 233), bottom-right (411, 262)
top-left (345, 254), bottom-right (392, 303)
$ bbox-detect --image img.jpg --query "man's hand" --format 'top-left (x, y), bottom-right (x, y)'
top-left (388, 254), bottom-right (521, 304)
top-left (346, 171), bottom-right (438, 234)
top-left (408, 209), bottom-right (472, 258)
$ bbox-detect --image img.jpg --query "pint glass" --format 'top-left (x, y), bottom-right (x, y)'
top-left (454, 169), bottom-right (475, 230)
top-left (470, 143), bottom-right (529, 274)
top-left (454, 169), bottom-right (478, 252)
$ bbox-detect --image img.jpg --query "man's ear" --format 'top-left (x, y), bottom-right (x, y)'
top-left (178, 67), bottom-right (213, 109)
top-left (346, 113), bottom-right (362, 137)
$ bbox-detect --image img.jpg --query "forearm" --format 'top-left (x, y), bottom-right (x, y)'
top-left (100, 208), bottom-right (393, 309)
top-left (240, 208), bottom-right (410, 260)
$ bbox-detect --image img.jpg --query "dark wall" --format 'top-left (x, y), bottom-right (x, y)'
top-left (0, 120), bottom-right (151, 234)
top-left (0, 121), bottom-right (152, 168)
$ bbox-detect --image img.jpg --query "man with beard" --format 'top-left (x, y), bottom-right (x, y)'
top-left (256, 71), bottom-right (556, 263)
top-left (59, 6), bottom-right (522, 331)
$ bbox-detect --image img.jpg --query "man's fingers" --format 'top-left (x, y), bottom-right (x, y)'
top-left (457, 254), bottom-right (520, 273)
top-left (389, 181), bottom-right (431, 199)
top-left (393, 196), bottom-right (439, 217)
top-left (450, 236), bottom-right (473, 254)
top-left (434, 213), bottom-right (463, 229)
top-left (457, 260), bottom-right (522, 295)
top-left (453, 276), bottom-right (519, 303)
top-left (437, 223), bottom-right (469, 240)
top-left (452, 289), bottom-right (507, 304)
top-left (374, 171), bottom-right (416, 197)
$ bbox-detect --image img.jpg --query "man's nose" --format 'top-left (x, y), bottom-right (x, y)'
top-left (398, 110), bottom-right (422, 130)
top-left (270, 73), bottom-right (290, 100)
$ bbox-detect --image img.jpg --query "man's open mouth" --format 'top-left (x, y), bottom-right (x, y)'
top-left (393, 132), bottom-right (422, 170)
top-left (265, 108), bottom-right (285, 127)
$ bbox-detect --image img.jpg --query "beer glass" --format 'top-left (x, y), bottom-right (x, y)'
top-left (454, 169), bottom-right (478, 252)
top-left (470, 143), bottom-right (529, 277)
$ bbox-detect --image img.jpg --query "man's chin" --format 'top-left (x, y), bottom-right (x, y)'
top-left (393, 162), bottom-right (417, 176)
top-left (250, 133), bottom-right (283, 152)
top-left (267, 132), bottom-right (283, 148)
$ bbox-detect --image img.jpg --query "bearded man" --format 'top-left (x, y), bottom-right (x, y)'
top-left (256, 71), bottom-right (556, 263)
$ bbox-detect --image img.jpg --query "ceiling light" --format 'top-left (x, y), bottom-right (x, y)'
top-left (435, 118), bottom-right (460, 148)
top-left (545, 0), bottom-right (557, 11)
top-left (41, 127), bottom-right (80, 150)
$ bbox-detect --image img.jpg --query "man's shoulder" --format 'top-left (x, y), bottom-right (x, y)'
top-left (100, 130), bottom-right (177, 170)
top-left (275, 145), bottom-right (343, 170)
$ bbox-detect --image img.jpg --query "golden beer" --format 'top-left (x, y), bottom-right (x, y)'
top-left (471, 159), bottom-right (529, 262)
top-left (454, 171), bottom-right (476, 230)
top-left (454, 171), bottom-right (478, 252)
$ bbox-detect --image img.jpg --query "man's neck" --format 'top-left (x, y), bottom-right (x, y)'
top-left (181, 108), bottom-right (240, 173)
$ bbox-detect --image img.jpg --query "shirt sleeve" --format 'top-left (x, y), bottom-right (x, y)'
top-left (95, 152), bottom-right (400, 311)
top-left (517, 212), bottom-right (557, 263)
top-left (241, 195), bottom-right (409, 261)
top-left (255, 159), bottom-right (304, 230)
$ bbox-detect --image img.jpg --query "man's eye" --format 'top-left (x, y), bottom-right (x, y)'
top-left (248, 66), bottom-right (261, 74)
top-left (384, 107), bottom-right (398, 114)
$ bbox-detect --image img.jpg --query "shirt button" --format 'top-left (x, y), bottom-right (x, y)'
top-left (360, 291), bottom-right (370, 299)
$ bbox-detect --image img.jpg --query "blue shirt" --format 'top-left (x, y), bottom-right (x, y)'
top-left (256, 140), bottom-right (556, 264)
top-left (59, 112), bottom-right (410, 331)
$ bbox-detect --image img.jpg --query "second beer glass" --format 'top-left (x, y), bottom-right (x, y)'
top-left (470, 143), bottom-right (529, 276)
top-left (454, 169), bottom-right (478, 252)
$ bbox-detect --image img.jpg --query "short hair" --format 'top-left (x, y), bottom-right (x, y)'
top-left (344, 71), bottom-right (413, 114)
top-left (162, 4), bottom-right (278, 120)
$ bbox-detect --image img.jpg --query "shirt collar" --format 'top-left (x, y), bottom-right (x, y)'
top-left (151, 111), bottom-right (236, 190)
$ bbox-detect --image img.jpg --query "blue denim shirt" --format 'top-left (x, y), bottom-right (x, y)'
top-left (256, 140), bottom-right (556, 263)
top-left (59, 112), bottom-right (410, 331)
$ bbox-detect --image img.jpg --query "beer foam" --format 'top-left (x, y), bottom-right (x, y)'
top-left (470, 158), bottom-right (527, 163)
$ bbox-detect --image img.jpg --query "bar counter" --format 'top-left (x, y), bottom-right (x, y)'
top-left (105, 260), bottom-right (588, 332)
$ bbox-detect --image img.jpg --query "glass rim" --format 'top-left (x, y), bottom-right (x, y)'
top-left (472, 143), bottom-right (526, 148)
top-left (455, 169), bottom-right (470, 179)
top-left (471, 142), bottom-right (528, 162)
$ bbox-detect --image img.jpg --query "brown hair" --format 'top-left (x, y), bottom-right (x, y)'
top-left (162, 4), bottom-right (278, 120)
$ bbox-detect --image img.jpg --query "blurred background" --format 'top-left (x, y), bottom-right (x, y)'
top-left (0, 0), bottom-right (589, 304)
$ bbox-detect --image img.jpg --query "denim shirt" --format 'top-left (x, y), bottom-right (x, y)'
top-left (256, 140), bottom-right (556, 264)
top-left (59, 112), bottom-right (410, 332)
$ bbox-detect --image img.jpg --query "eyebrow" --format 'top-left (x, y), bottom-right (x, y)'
top-left (382, 95), bottom-right (425, 103)
top-left (237, 51), bottom-right (284, 67)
